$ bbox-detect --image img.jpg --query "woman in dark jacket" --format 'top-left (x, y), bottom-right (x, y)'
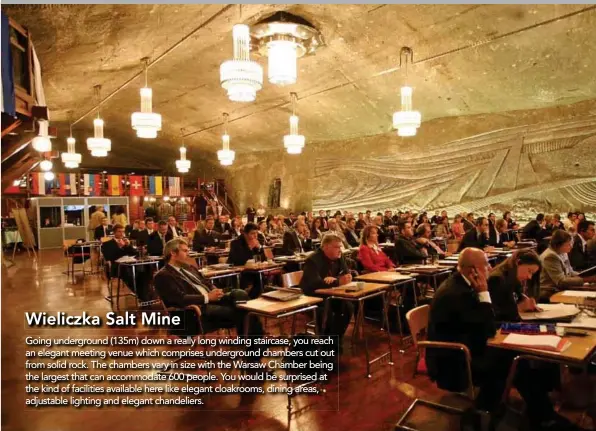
top-left (487, 249), bottom-right (542, 322)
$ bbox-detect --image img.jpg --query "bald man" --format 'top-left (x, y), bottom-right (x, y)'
top-left (426, 248), bottom-right (568, 430)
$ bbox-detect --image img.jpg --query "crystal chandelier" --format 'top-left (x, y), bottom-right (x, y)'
top-left (283, 92), bottom-right (305, 154)
top-left (220, 21), bottom-right (263, 102)
top-left (31, 120), bottom-right (52, 152)
top-left (217, 113), bottom-right (235, 166)
top-left (61, 125), bottom-right (82, 168)
top-left (251, 12), bottom-right (322, 87)
top-left (176, 131), bottom-right (191, 173)
top-left (131, 58), bottom-right (162, 138)
top-left (392, 47), bottom-right (421, 137)
top-left (87, 85), bottom-right (112, 157)
top-left (39, 159), bottom-right (53, 171)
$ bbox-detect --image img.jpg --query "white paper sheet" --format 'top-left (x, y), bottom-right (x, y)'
top-left (558, 316), bottom-right (596, 330)
top-left (561, 291), bottom-right (596, 298)
top-left (503, 333), bottom-right (563, 349)
top-left (519, 304), bottom-right (580, 320)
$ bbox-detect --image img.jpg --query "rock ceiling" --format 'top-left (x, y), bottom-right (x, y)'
top-left (5, 4), bottom-right (596, 172)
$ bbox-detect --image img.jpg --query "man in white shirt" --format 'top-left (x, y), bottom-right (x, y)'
top-left (166, 216), bottom-right (183, 241)
top-left (153, 238), bottom-right (263, 338)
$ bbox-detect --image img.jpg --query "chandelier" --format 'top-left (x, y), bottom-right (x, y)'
top-left (392, 47), bottom-right (421, 137)
top-left (251, 12), bottom-right (323, 86)
top-left (283, 92), bottom-right (305, 154)
top-left (176, 131), bottom-right (191, 173)
top-left (61, 125), bottom-right (82, 169)
top-left (44, 171), bottom-right (55, 181)
top-left (131, 58), bottom-right (162, 138)
top-left (220, 21), bottom-right (263, 102)
top-left (217, 113), bottom-right (235, 166)
top-left (86, 85), bottom-right (112, 157)
top-left (31, 120), bottom-right (52, 152)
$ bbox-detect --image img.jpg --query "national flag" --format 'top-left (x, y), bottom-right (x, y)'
top-left (155, 176), bottom-right (163, 196)
top-left (4, 183), bottom-right (20, 194)
top-left (68, 174), bottom-right (77, 195)
top-left (83, 174), bottom-right (90, 196)
top-left (93, 174), bottom-right (102, 196)
top-left (88, 174), bottom-right (95, 196)
top-left (108, 175), bottom-right (121, 196)
top-left (58, 174), bottom-right (67, 195)
top-left (148, 176), bottom-right (155, 195)
top-left (168, 177), bottom-right (181, 196)
top-left (129, 175), bottom-right (144, 196)
top-left (31, 173), bottom-right (46, 195)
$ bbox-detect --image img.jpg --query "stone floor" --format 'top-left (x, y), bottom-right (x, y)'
top-left (1, 249), bottom-right (591, 431)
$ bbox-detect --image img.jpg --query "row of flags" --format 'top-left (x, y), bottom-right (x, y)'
top-left (26, 173), bottom-right (183, 197)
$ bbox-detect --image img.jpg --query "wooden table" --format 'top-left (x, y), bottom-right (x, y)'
top-left (394, 265), bottom-right (452, 301)
top-left (355, 272), bottom-right (416, 343)
top-left (242, 262), bottom-right (286, 289)
top-left (488, 329), bottom-right (596, 364)
top-left (316, 282), bottom-right (393, 378)
top-left (550, 290), bottom-right (596, 305)
top-left (200, 267), bottom-right (242, 288)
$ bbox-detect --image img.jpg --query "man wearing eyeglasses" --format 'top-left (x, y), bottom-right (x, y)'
top-left (154, 238), bottom-right (263, 338)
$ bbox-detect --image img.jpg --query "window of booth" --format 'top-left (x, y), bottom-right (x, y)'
top-left (109, 205), bottom-right (128, 226)
top-left (63, 205), bottom-right (84, 226)
top-left (40, 207), bottom-right (61, 228)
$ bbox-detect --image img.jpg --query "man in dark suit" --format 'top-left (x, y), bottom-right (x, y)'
top-left (427, 248), bottom-right (570, 430)
top-left (394, 221), bottom-right (427, 264)
top-left (154, 238), bottom-right (263, 338)
top-left (135, 218), bottom-right (154, 246)
top-left (214, 215), bottom-right (231, 235)
top-left (193, 217), bottom-right (221, 251)
top-left (570, 220), bottom-right (595, 271)
top-left (228, 223), bottom-right (265, 298)
top-left (522, 214), bottom-right (547, 242)
top-left (457, 217), bottom-right (491, 252)
top-left (355, 212), bottom-right (366, 232)
top-left (344, 217), bottom-right (360, 248)
top-left (462, 212), bottom-right (475, 232)
top-left (494, 219), bottom-right (517, 248)
top-left (147, 221), bottom-right (169, 256)
top-left (94, 217), bottom-right (113, 240)
top-left (101, 224), bottom-right (149, 301)
top-left (246, 205), bottom-right (256, 223)
top-left (299, 234), bottom-right (354, 354)
top-left (166, 216), bottom-right (184, 241)
top-left (281, 221), bottom-right (311, 255)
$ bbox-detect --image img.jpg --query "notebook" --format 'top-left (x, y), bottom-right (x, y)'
top-left (262, 288), bottom-right (302, 302)
top-left (502, 333), bottom-right (571, 352)
top-left (558, 316), bottom-right (596, 330)
top-left (519, 304), bottom-right (580, 321)
top-left (561, 290), bottom-right (596, 298)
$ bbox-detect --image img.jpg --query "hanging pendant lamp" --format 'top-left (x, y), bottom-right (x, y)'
top-left (392, 47), bottom-right (421, 137)
top-left (176, 130), bottom-right (191, 173)
top-left (131, 58), bottom-right (162, 138)
top-left (61, 124), bottom-right (82, 168)
top-left (86, 85), bottom-right (112, 157)
top-left (283, 92), bottom-right (305, 154)
top-left (217, 113), bottom-right (235, 166)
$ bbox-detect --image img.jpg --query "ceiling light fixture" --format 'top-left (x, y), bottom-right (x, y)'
top-left (251, 11), bottom-right (323, 86)
top-left (31, 120), bottom-right (52, 152)
top-left (220, 6), bottom-right (263, 103)
top-left (44, 171), bottom-right (55, 181)
top-left (283, 92), bottom-right (305, 154)
top-left (87, 85), bottom-right (112, 157)
top-left (131, 58), bottom-right (162, 138)
top-left (39, 159), bottom-right (53, 172)
top-left (61, 124), bottom-right (82, 169)
top-left (217, 113), bottom-right (235, 166)
top-left (392, 47), bottom-right (421, 137)
top-left (176, 129), bottom-right (191, 174)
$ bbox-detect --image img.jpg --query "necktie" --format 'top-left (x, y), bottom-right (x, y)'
top-left (160, 234), bottom-right (165, 248)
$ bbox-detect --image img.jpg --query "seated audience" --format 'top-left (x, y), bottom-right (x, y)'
top-left (457, 217), bottom-right (491, 252)
top-left (214, 215), bottom-right (231, 235)
top-left (415, 224), bottom-right (445, 257)
top-left (434, 216), bottom-right (452, 239)
top-left (451, 215), bottom-right (465, 240)
top-left (166, 215), bottom-right (184, 241)
top-left (488, 249), bottom-right (542, 321)
top-left (427, 248), bottom-right (576, 431)
top-left (136, 217), bottom-right (154, 246)
top-left (539, 229), bottom-right (596, 301)
top-left (257, 220), bottom-right (270, 246)
top-left (494, 219), bottom-right (516, 248)
top-left (147, 220), bottom-right (169, 256)
top-left (101, 224), bottom-right (150, 301)
top-left (94, 217), bottom-right (113, 240)
top-left (310, 217), bottom-right (324, 240)
top-left (563, 212), bottom-right (577, 231)
top-left (372, 215), bottom-right (388, 243)
top-left (553, 213), bottom-right (565, 231)
top-left (344, 217), bottom-right (361, 248)
top-left (395, 220), bottom-right (427, 264)
top-left (569, 220), bottom-right (595, 271)
top-left (228, 223), bottom-right (265, 298)
top-left (358, 225), bottom-right (395, 272)
top-left (153, 238), bottom-right (263, 338)
top-left (193, 217), bottom-right (221, 251)
top-left (230, 217), bottom-right (243, 239)
top-left (325, 219), bottom-right (350, 249)
top-left (129, 220), bottom-right (145, 242)
top-left (503, 211), bottom-right (518, 230)
top-left (299, 234), bottom-right (354, 354)
top-left (462, 212), bottom-right (475, 232)
top-left (281, 221), bottom-right (312, 255)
